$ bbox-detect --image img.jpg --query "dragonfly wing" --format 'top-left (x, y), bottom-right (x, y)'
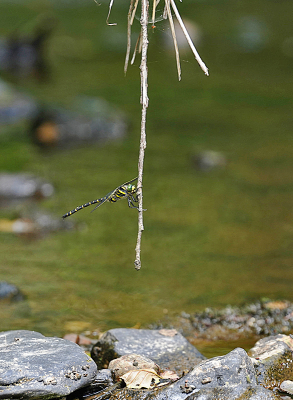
top-left (120, 177), bottom-right (138, 187)
top-left (109, 178), bottom-right (138, 196)
top-left (91, 196), bottom-right (108, 212)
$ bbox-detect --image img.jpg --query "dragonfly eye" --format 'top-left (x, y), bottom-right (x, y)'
top-left (127, 184), bottom-right (135, 192)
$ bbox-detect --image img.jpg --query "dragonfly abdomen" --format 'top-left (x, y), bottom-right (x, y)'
top-left (62, 197), bottom-right (106, 219)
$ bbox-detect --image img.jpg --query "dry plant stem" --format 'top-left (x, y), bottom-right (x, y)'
top-left (125, 0), bottom-right (135, 74)
top-left (106, 0), bottom-right (117, 25)
top-left (130, 0), bottom-right (140, 25)
top-left (131, 32), bottom-right (141, 65)
top-left (170, 0), bottom-right (209, 76)
top-left (134, 0), bottom-right (149, 271)
top-left (151, 0), bottom-right (156, 26)
top-left (165, 0), bottom-right (181, 80)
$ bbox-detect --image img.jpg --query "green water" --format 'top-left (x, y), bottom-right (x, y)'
top-left (0, 0), bottom-right (293, 353)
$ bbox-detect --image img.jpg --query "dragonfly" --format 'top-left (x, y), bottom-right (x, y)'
top-left (62, 178), bottom-right (139, 219)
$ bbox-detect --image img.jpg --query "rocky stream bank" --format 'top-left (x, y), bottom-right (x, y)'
top-left (2, 300), bottom-right (293, 400)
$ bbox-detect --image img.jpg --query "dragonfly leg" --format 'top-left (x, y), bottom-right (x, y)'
top-left (127, 196), bottom-right (139, 209)
top-left (129, 193), bottom-right (139, 204)
top-left (128, 195), bottom-right (147, 211)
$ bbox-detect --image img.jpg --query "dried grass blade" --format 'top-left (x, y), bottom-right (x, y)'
top-left (151, 0), bottom-right (157, 26)
top-left (170, 0), bottom-right (209, 76)
top-left (165, 0), bottom-right (181, 80)
top-left (138, 28), bottom-right (143, 53)
top-left (130, 0), bottom-right (140, 25)
top-left (153, 0), bottom-right (166, 26)
top-left (125, 0), bottom-right (135, 74)
top-left (106, 0), bottom-right (117, 25)
top-left (131, 31), bottom-right (141, 65)
top-left (163, 2), bottom-right (168, 19)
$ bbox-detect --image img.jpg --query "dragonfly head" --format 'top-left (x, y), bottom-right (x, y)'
top-left (127, 184), bottom-right (136, 193)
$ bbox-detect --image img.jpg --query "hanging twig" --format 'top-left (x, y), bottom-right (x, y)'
top-left (102, 0), bottom-right (209, 270)
top-left (134, 0), bottom-right (149, 271)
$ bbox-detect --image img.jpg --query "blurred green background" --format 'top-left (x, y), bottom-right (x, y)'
top-left (0, 0), bottom-right (292, 339)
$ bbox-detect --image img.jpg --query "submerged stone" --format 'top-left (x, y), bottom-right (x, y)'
top-left (0, 173), bottom-right (54, 201)
top-left (0, 281), bottom-right (24, 302)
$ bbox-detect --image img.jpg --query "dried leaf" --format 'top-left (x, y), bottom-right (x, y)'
top-left (160, 370), bottom-right (179, 381)
top-left (121, 368), bottom-right (161, 389)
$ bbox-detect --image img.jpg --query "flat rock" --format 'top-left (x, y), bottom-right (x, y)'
top-left (91, 328), bottom-right (205, 375)
top-left (0, 330), bottom-right (97, 399)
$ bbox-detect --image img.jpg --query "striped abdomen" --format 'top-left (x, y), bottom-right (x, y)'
top-left (62, 197), bottom-right (107, 219)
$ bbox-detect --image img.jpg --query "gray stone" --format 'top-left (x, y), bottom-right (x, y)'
top-left (91, 328), bottom-right (205, 375)
top-left (152, 348), bottom-right (257, 400)
top-left (0, 173), bottom-right (54, 200)
top-left (70, 368), bottom-right (114, 399)
top-left (96, 385), bottom-right (280, 400)
top-left (30, 101), bottom-right (127, 150)
top-left (0, 281), bottom-right (24, 302)
top-left (0, 330), bottom-right (97, 399)
top-left (249, 334), bottom-right (293, 390)
top-left (192, 151), bottom-right (226, 172)
top-left (84, 348), bottom-right (282, 400)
